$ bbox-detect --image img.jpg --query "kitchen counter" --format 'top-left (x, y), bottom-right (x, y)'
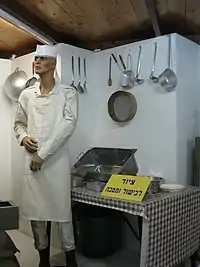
top-left (72, 186), bottom-right (200, 267)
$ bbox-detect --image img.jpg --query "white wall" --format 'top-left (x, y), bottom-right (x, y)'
top-left (56, 44), bottom-right (95, 165)
top-left (0, 59), bottom-right (12, 200)
top-left (175, 35), bottom-right (199, 185)
top-left (90, 35), bottom-right (178, 183)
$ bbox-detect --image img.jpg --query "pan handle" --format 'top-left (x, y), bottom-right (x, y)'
top-left (168, 34), bottom-right (171, 69)
top-left (136, 46), bottom-right (142, 78)
top-left (151, 42), bottom-right (157, 76)
top-left (72, 56), bottom-right (75, 81)
top-left (111, 53), bottom-right (122, 71)
top-left (127, 50), bottom-right (133, 71)
top-left (119, 55), bottom-right (126, 70)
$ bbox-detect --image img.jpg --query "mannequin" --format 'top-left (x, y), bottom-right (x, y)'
top-left (14, 45), bottom-right (78, 267)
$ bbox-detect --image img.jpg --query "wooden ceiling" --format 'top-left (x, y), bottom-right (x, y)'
top-left (0, 18), bottom-right (38, 58)
top-left (0, 0), bottom-right (200, 57)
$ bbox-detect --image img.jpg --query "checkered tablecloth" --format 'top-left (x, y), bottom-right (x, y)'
top-left (72, 186), bottom-right (200, 267)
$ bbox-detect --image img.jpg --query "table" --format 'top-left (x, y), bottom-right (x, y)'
top-left (72, 186), bottom-right (200, 267)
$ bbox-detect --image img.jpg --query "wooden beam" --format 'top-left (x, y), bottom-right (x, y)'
top-left (145, 0), bottom-right (161, 36)
top-left (0, 0), bottom-right (85, 47)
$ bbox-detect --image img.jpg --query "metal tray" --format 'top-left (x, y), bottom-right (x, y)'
top-left (0, 201), bottom-right (19, 231)
top-left (73, 147), bottom-right (138, 181)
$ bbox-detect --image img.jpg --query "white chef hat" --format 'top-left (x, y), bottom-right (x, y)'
top-left (35, 45), bottom-right (61, 82)
top-left (35, 45), bottom-right (57, 58)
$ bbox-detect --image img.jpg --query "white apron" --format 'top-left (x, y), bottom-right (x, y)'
top-left (14, 83), bottom-right (78, 222)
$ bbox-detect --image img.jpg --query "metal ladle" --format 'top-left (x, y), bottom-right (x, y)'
top-left (77, 57), bottom-right (84, 94)
top-left (150, 42), bottom-right (158, 83)
top-left (70, 56), bottom-right (77, 90)
top-left (135, 46), bottom-right (144, 85)
top-left (157, 35), bottom-right (177, 91)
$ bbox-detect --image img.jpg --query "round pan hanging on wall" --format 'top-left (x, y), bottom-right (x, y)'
top-left (108, 91), bottom-right (137, 122)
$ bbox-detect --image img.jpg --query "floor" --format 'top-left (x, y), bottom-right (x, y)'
top-left (8, 230), bottom-right (191, 267)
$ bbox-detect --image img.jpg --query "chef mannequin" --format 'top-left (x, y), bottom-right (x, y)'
top-left (14, 45), bottom-right (78, 267)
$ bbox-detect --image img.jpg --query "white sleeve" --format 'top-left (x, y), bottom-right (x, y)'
top-left (38, 87), bottom-right (78, 160)
top-left (14, 92), bottom-right (28, 145)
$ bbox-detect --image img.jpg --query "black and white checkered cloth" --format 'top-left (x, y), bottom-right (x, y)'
top-left (72, 186), bottom-right (200, 267)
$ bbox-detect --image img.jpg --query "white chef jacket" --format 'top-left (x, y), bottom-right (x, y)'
top-left (14, 81), bottom-right (78, 222)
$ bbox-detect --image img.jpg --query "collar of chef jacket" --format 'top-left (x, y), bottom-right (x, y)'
top-left (34, 80), bottom-right (59, 98)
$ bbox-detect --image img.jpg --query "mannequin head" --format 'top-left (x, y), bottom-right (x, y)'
top-left (34, 56), bottom-right (56, 77)
top-left (34, 45), bottom-right (57, 78)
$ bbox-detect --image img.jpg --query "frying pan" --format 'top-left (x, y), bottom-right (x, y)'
top-left (26, 62), bottom-right (37, 88)
top-left (108, 91), bottom-right (137, 122)
top-left (4, 68), bottom-right (27, 102)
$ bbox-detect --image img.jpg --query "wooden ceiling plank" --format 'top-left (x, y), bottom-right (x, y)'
top-left (0, 17), bottom-right (37, 55)
top-left (156, 0), bottom-right (168, 15)
top-left (128, 0), bottom-right (149, 23)
top-left (70, 0), bottom-right (138, 41)
top-left (145, 0), bottom-right (161, 36)
top-left (17, 0), bottom-right (90, 41)
top-left (185, 0), bottom-right (200, 34)
top-left (0, 0), bottom-right (84, 45)
top-left (167, 0), bottom-right (186, 15)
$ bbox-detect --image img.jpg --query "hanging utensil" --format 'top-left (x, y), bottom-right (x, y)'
top-left (4, 68), bottom-right (27, 102)
top-left (70, 56), bottom-right (77, 90)
top-left (77, 57), bottom-right (84, 94)
top-left (150, 42), bottom-right (158, 83)
top-left (119, 54), bottom-right (126, 71)
top-left (119, 53), bottom-right (134, 90)
top-left (157, 35), bottom-right (177, 91)
top-left (111, 53), bottom-right (122, 71)
top-left (108, 91), bottom-right (137, 122)
top-left (135, 46), bottom-right (144, 85)
top-left (108, 56), bottom-right (112, 87)
top-left (26, 62), bottom-right (38, 88)
top-left (83, 58), bottom-right (87, 92)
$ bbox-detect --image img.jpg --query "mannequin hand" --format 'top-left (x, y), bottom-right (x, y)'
top-left (22, 136), bottom-right (38, 153)
top-left (30, 154), bottom-right (44, 172)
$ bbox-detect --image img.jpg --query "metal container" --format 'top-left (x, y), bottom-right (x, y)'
top-left (73, 147), bottom-right (138, 182)
top-left (85, 181), bottom-right (107, 192)
top-left (0, 201), bottom-right (19, 230)
top-left (72, 175), bottom-right (84, 188)
top-left (148, 177), bottom-right (163, 194)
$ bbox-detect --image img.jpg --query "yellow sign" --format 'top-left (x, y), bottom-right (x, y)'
top-left (101, 175), bottom-right (152, 202)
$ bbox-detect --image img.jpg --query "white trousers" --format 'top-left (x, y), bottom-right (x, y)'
top-left (31, 221), bottom-right (75, 252)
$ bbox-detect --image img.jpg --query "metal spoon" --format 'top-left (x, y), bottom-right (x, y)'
top-left (83, 58), bottom-right (87, 92)
top-left (77, 57), bottom-right (84, 93)
top-left (108, 56), bottom-right (112, 86)
top-left (70, 56), bottom-right (77, 90)
top-left (150, 42), bottom-right (158, 83)
top-left (135, 46), bottom-right (144, 85)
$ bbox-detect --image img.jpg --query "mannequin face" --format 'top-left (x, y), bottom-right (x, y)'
top-left (34, 56), bottom-right (56, 76)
